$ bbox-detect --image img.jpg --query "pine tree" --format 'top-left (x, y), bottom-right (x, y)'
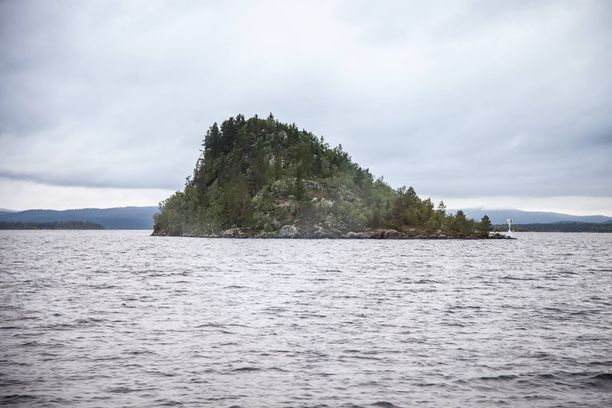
top-left (479, 215), bottom-right (492, 237)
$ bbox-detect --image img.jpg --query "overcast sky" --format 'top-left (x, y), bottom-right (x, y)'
top-left (1, 0), bottom-right (611, 214)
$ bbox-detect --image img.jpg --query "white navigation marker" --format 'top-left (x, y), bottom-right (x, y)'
top-left (506, 218), bottom-right (513, 236)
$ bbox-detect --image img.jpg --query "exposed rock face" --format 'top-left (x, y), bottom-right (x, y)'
top-left (221, 228), bottom-right (242, 238)
top-left (311, 224), bottom-right (337, 238)
top-left (278, 225), bottom-right (299, 238)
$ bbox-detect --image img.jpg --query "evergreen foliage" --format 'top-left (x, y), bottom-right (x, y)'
top-left (153, 114), bottom-right (490, 238)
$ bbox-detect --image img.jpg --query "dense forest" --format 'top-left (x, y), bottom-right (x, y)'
top-left (0, 221), bottom-right (104, 230)
top-left (153, 114), bottom-right (495, 239)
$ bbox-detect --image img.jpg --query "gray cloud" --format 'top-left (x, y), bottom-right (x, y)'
top-left (1, 0), bottom-right (611, 200)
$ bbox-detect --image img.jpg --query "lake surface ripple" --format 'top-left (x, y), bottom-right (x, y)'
top-left (1, 231), bottom-right (611, 407)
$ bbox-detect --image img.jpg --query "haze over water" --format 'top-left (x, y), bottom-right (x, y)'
top-left (1, 231), bottom-right (611, 407)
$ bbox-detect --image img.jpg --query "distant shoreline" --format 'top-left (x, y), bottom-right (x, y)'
top-left (0, 221), bottom-right (104, 230)
top-left (494, 223), bottom-right (612, 233)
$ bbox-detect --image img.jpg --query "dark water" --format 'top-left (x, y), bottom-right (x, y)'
top-left (1, 231), bottom-right (611, 407)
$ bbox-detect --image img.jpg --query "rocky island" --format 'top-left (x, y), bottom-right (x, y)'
top-left (153, 114), bottom-right (506, 239)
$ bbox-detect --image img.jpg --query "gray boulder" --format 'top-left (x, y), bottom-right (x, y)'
top-left (271, 218), bottom-right (281, 229)
top-left (221, 228), bottom-right (242, 238)
top-left (382, 229), bottom-right (403, 239)
top-left (278, 224), bottom-right (299, 238)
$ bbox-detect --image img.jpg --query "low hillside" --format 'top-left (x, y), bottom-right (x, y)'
top-left (0, 221), bottom-right (104, 230)
top-left (459, 208), bottom-right (612, 224)
top-left (0, 207), bottom-right (158, 229)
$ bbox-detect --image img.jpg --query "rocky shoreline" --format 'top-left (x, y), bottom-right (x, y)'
top-left (152, 225), bottom-right (515, 240)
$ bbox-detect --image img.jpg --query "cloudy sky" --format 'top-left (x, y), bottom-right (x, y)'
top-left (1, 0), bottom-right (611, 214)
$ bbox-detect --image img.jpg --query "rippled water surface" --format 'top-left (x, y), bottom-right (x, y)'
top-left (1, 231), bottom-right (611, 407)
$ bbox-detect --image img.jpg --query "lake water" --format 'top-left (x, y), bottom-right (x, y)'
top-left (1, 231), bottom-right (611, 407)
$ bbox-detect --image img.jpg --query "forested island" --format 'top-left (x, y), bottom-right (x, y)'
top-left (0, 221), bottom-right (104, 230)
top-left (154, 114), bottom-right (503, 239)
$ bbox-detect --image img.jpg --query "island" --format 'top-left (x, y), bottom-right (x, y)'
top-left (153, 114), bottom-right (506, 239)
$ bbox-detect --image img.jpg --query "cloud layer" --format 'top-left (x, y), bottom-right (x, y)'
top-left (1, 0), bottom-right (611, 209)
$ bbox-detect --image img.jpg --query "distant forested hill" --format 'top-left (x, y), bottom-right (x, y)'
top-left (0, 207), bottom-right (158, 229)
top-left (153, 114), bottom-right (495, 239)
top-left (458, 209), bottom-right (612, 224)
top-left (494, 223), bottom-right (612, 233)
top-left (0, 221), bottom-right (104, 230)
